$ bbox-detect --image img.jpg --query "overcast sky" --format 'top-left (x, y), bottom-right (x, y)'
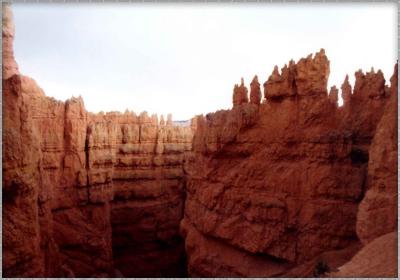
top-left (12, 3), bottom-right (397, 120)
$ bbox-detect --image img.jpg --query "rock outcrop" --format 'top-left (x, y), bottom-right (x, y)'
top-left (100, 112), bottom-right (192, 277)
top-left (2, 6), bottom-right (193, 277)
top-left (3, 74), bottom-right (47, 277)
top-left (356, 63), bottom-right (398, 244)
top-left (181, 49), bottom-right (395, 276)
top-left (3, 4), bottom-right (397, 278)
top-left (331, 64), bottom-right (398, 278)
top-left (3, 82), bottom-right (193, 277)
top-left (250, 75), bottom-right (261, 105)
top-left (331, 232), bottom-right (397, 277)
top-left (263, 50), bottom-right (329, 101)
top-left (232, 78), bottom-right (249, 107)
top-left (2, 5), bottom-right (19, 79)
top-left (328, 86), bottom-right (338, 106)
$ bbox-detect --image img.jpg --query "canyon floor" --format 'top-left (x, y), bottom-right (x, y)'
top-left (2, 5), bottom-right (398, 278)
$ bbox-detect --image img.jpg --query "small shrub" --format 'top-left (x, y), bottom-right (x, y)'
top-left (313, 259), bottom-right (330, 277)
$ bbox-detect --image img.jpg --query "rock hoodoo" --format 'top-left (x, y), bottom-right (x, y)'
top-left (2, 5), bottom-right (19, 79)
top-left (341, 75), bottom-right (352, 106)
top-left (328, 85), bottom-right (339, 106)
top-left (2, 5), bottom-right (397, 278)
top-left (250, 75), bottom-right (261, 105)
top-left (232, 77), bottom-right (249, 107)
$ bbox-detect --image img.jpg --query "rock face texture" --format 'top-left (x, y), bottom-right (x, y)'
top-left (2, 7), bottom-right (192, 277)
top-left (3, 71), bottom-right (47, 278)
top-left (3, 5), bottom-right (397, 278)
top-left (181, 49), bottom-right (396, 277)
top-left (250, 75), bottom-right (261, 105)
top-left (96, 112), bottom-right (192, 277)
top-left (2, 5), bottom-right (19, 79)
top-left (356, 64), bottom-right (398, 245)
top-left (2, 82), bottom-right (192, 277)
top-left (331, 232), bottom-right (397, 277)
top-left (2, 87), bottom-right (192, 277)
top-left (232, 78), bottom-right (249, 107)
top-left (331, 64), bottom-right (398, 278)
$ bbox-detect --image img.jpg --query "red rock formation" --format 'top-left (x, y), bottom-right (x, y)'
top-left (264, 61), bottom-right (295, 99)
top-left (3, 4), bottom-right (397, 278)
top-left (167, 113), bottom-right (173, 126)
top-left (295, 49), bottom-right (330, 96)
top-left (341, 75), bottom-right (352, 106)
top-left (180, 219), bottom-right (291, 277)
top-left (342, 67), bottom-right (388, 143)
top-left (330, 63), bottom-right (399, 278)
top-left (3, 74), bottom-right (46, 277)
top-left (232, 78), bottom-right (249, 107)
top-left (282, 242), bottom-right (362, 277)
top-left (356, 63), bottom-right (398, 244)
top-left (182, 49), bottom-right (393, 276)
top-left (328, 85), bottom-right (338, 106)
top-left (250, 75), bottom-right (261, 105)
top-left (160, 115), bottom-right (165, 126)
top-left (106, 112), bottom-right (192, 277)
top-left (2, 6), bottom-right (193, 277)
top-left (331, 232), bottom-right (397, 277)
top-left (2, 5), bottom-right (19, 79)
top-left (264, 49), bottom-right (329, 100)
top-left (3, 74), bottom-right (114, 276)
top-left (3, 92), bottom-right (193, 277)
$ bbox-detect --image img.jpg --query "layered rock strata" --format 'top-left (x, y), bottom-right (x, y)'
top-left (90, 112), bottom-right (192, 277)
top-left (2, 7), bottom-right (193, 277)
top-left (332, 64), bottom-right (398, 278)
top-left (3, 4), bottom-right (398, 278)
top-left (3, 80), bottom-right (192, 277)
top-left (181, 49), bottom-right (396, 276)
top-left (356, 64), bottom-right (398, 244)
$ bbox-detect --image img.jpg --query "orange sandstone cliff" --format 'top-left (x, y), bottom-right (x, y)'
top-left (2, 5), bottom-right (397, 278)
top-left (331, 63), bottom-right (398, 277)
top-left (2, 6), bottom-right (192, 277)
top-left (181, 49), bottom-right (397, 277)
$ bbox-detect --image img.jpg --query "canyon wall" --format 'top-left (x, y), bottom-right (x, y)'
top-left (89, 112), bottom-right (192, 277)
top-left (2, 6), bottom-right (192, 277)
top-left (331, 63), bottom-right (398, 277)
top-left (181, 49), bottom-right (397, 277)
top-left (356, 63), bottom-right (398, 244)
top-left (3, 5), bottom-right (397, 278)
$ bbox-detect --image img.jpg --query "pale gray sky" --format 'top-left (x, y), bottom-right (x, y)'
top-left (13, 3), bottom-right (397, 120)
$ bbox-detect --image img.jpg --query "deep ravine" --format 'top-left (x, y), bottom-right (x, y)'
top-left (2, 5), bottom-right (397, 278)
